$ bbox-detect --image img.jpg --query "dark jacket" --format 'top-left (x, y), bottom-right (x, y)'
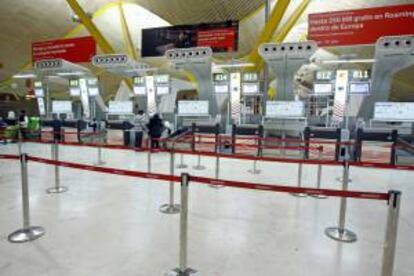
top-left (147, 117), bottom-right (163, 138)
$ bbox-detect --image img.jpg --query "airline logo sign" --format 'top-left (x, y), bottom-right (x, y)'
top-left (32, 36), bottom-right (96, 63)
top-left (308, 4), bottom-right (414, 47)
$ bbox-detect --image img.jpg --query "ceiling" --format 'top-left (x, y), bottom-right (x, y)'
top-left (0, 0), bottom-right (413, 100)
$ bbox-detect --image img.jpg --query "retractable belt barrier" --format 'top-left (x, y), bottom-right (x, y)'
top-left (17, 135), bottom-right (414, 171)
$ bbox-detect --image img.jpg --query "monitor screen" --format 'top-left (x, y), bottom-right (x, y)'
top-left (133, 86), bottom-right (146, 95)
top-left (70, 87), bottom-right (81, 96)
top-left (314, 83), bottom-right (333, 94)
top-left (349, 82), bottom-right (370, 94)
top-left (157, 86), bottom-right (170, 95)
top-left (178, 101), bottom-right (209, 116)
top-left (242, 83), bottom-right (259, 94)
top-left (214, 84), bottom-right (229, 94)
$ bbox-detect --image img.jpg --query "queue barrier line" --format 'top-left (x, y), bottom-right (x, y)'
top-left (17, 138), bottom-right (414, 171)
top-left (0, 153), bottom-right (389, 201)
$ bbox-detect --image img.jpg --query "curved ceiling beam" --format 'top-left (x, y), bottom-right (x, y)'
top-left (119, 1), bottom-right (138, 60)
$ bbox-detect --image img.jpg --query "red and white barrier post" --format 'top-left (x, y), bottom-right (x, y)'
top-left (325, 160), bottom-right (357, 242)
top-left (381, 190), bottom-right (402, 276)
top-left (46, 140), bottom-right (68, 194)
top-left (166, 173), bottom-right (197, 275)
top-left (8, 154), bottom-right (45, 243)
top-left (160, 148), bottom-right (180, 214)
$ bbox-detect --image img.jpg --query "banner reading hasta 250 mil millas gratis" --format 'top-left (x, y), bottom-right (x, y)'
top-left (308, 4), bottom-right (414, 47)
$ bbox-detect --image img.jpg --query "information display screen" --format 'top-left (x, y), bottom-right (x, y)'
top-left (133, 86), bottom-right (146, 95)
top-left (314, 83), bottom-right (333, 94)
top-left (349, 82), bottom-right (370, 94)
top-left (34, 88), bottom-right (44, 97)
top-left (69, 79), bottom-right (79, 87)
top-left (142, 21), bottom-right (239, 57)
top-left (315, 71), bottom-right (335, 81)
top-left (157, 86), bottom-right (170, 95)
top-left (242, 83), bottom-right (259, 94)
top-left (133, 76), bottom-right (145, 85)
top-left (214, 84), bottom-right (229, 94)
top-left (266, 101), bottom-right (304, 118)
top-left (88, 87), bottom-right (99, 96)
top-left (52, 101), bottom-right (72, 113)
top-left (87, 78), bottom-right (98, 86)
top-left (213, 73), bottom-right (228, 82)
top-left (70, 87), bottom-right (81, 97)
top-left (155, 75), bottom-right (170, 84)
top-left (243, 72), bottom-right (258, 82)
top-left (374, 102), bottom-right (414, 121)
top-left (108, 101), bottom-right (133, 114)
top-left (178, 101), bottom-right (209, 116)
top-left (34, 81), bottom-right (43, 88)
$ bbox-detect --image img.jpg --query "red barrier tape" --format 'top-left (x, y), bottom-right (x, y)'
top-left (189, 176), bottom-right (388, 200)
top-left (0, 154), bottom-right (20, 160)
top-left (28, 156), bottom-right (181, 182)
top-left (20, 155), bottom-right (387, 201)
top-left (19, 138), bottom-right (414, 171)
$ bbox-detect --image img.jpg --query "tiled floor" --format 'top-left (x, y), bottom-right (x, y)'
top-left (0, 142), bottom-right (413, 276)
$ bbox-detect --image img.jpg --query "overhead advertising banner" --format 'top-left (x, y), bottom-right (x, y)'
top-left (141, 21), bottom-right (239, 57)
top-left (32, 36), bottom-right (97, 63)
top-left (308, 4), bottom-right (414, 47)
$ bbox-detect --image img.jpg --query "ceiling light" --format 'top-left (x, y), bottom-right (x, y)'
top-left (213, 63), bottom-right (255, 69)
top-left (321, 59), bottom-right (376, 64)
top-left (13, 73), bottom-right (37, 79)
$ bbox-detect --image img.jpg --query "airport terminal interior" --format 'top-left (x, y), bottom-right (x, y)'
top-left (1, 0), bottom-right (414, 275)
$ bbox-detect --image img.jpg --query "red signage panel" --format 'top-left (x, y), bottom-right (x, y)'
top-left (32, 36), bottom-right (97, 63)
top-left (197, 27), bottom-right (238, 51)
top-left (308, 4), bottom-right (414, 47)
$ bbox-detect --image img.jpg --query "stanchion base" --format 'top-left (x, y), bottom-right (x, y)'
top-left (193, 165), bottom-right (206, 171)
top-left (290, 192), bottom-right (308, 198)
top-left (46, 186), bottom-right (69, 194)
top-left (325, 227), bottom-right (357, 243)
top-left (310, 194), bottom-right (328, 199)
top-left (248, 169), bottom-right (261, 175)
top-left (95, 161), bottom-right (106, 166)
top-left (159, 204), bottom-right (181, 214)
top-left (8, 226), bottom-right (45, 243)
top-left (336, 177), bottom-right (352, 183)
top-left (209, 184), bottom-right (225, 189)
top-left (177, 164), bottom-right (188, 169)
top-left (165, 268), bottom-right (198, 276)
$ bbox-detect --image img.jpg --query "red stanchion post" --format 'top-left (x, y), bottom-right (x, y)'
top-left (381, 190), bottom-right (402, 276)
top-left (166, 173), bottom-right (197, 276)
top-left (8, 154), bottom-right (46, 243)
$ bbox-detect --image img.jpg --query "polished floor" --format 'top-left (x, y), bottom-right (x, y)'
top-left (0, 142), bottom-right (414, 276)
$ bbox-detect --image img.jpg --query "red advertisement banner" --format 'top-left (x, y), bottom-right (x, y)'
top-left (197, 27), bottom-right (237, 51)
top-left (32, 36), bottom-right (96, 63)
top-left (308, 4), bottom-right (414, 47)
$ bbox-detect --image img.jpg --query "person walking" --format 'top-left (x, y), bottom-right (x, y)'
top-left (147, 114), bottom-right (163, 149)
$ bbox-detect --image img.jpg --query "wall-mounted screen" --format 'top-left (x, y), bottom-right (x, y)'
top-left (315, 71), bottom-right (334, 81)
top-left (88, 87), bottom-right (99, 96)
top-left (142, 21), bottom-right (239, 57)
top-left (157, 86), bottom-right (169, 95)
top-left (133, 76), bottom-right (145, 85)
top-left (34, 88), bottom-right (44, 97)
top-left (374, 102), bottom-right (414, 121)
top-left (70, 87), bottom-right (81, 96)
top-left (34, 81), bottom-right (43, 88)
top-left (108, 101), bottom-right (133, 114)
top-left (134, 86), bottom-right (146, 95)
top-left (155, 74), bottom-right (169, 84)
top-left (178, 101), bottom-right (209, 116)
top-left (242, 83), bottom-right (259, 94)
top-left (266, 101), bottom-right (304, 118)
top-left (314, 83), bottom-right (333, 94)
top-left (349, 82), bottom-right (370, 94)
top-left (52, 101), bottom-right (72, 113)
top-left (69, 79), bottom-right (79, 87)
top-left (214, 84), bottom-right (229, 94)
top-left (213, 73), bottom-right (228, 82)
top-left (87, 78), bottom-right (98, 86)
top-left (243, 72), bottom-right (258, 82)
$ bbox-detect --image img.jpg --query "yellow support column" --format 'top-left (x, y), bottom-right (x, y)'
top-left (247, 0), bottom-right (292, 70)
top-left (274, 0), bottom-right (311, 42)
top-left (119, 1), bottom-right (138, 60)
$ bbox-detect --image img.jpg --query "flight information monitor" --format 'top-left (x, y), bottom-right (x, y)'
top-left (314, 83), bottom-right (333, 94)
top-left (178, 101), bottom-right (209, 116)
top-left (266, 101), bottom-right (304, 118)
top-left (108, 101), bottom-right (133, 114)
top-left (349, 82), bottom-right (370, 94)
top-left (374, 102), bottom-right (414, 121)
top-left (242, 83), bottom-right (259, 94)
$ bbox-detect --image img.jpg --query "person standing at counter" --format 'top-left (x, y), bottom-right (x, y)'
top-left (131, 110), bottom-right (147, 148)
top-left (147, 114), bottom-right (163, 149)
